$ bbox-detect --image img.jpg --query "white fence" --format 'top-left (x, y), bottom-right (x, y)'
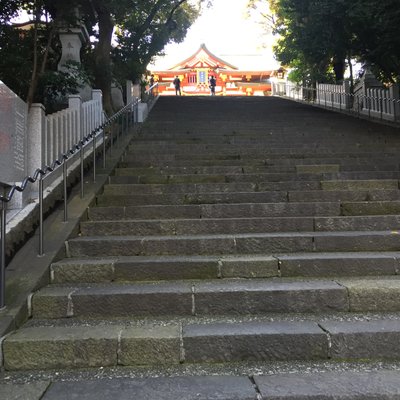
top-left (316, 82), bottom-right (351, 110)
top-left (272, 81), bottom-right (400, 123)
top-left (41, 90), bottom-right (104, 169)
top-left (0, 87), bottom-right (105, 209)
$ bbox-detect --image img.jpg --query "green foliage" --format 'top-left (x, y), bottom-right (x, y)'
top-left (113, 0), bottom-right (201, 85)
top-left (252, 0), bottom-right (400, 85)
top-left (0, 0), bottom-right (208, 111)
top-left (0, 25), bottom-right (32, 98)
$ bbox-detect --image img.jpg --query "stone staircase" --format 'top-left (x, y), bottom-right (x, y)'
top-left (3, 96), bottom-right (400, 397)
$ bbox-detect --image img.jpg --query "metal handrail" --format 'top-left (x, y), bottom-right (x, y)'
top-left (274, 83), bottom-right (400, 126)
top-left (0, 98), bottom-right (140, 309)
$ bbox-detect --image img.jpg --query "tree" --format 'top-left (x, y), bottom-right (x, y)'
top-left (269, 0), bottom-right (353, 84)
top-left (113, 0), bottom-right (201, 87)
top-left (0, 0), bottom-right (209, 113)
top-left (249, 0), bottom-right (400, 85)
top-left (88, 0), bottom-right (206, 113)
top-left (348, 0), bottom-right (400, 83)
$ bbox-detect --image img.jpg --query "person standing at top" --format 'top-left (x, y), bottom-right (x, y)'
top-left (173, 76), bottom-right (181, 96)
top-left (209, 75), bottom-right (216, 96)
top-left (149, 74), bottom-right (155, 95)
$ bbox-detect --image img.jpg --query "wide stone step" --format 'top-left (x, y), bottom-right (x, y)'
top-left (81, 216), bottom-right (315, 236)
top-left (80, 215), bottom-right (400, 236)
top-left (113, 170), bottom-right (327, 183)
top-left (126, 146), bottom-right (400, 158)
top-left (88, 202), bottom-right (340, 220)
top-left (96, 191), bottom-right (288, 206)
top-left (108, 176), bottom-right (322, 191)
top-left (97, 189), bottom-right (400, 207)
top-left (118, 155), bottom-right (400, 169)
top-left (254, 370), bottom-right (400, 399)
top-left (289, 189), bottom-right (400, 202)
top-left (50, 252), bottom-right (400, 284)
top-left (7, 370), bottom-right (400, 399)
top-left (5, 316), bottom-right (400, 370)
top-left (32, 277), bottom-right (400, 319)
top-left (104, 181), bottom-right (259, 193)
top-left (31, 279), bottom-right (350, 319)
top-left (117, 162), bottom-right (400, 176)
top-left (50, 255), bottom-right (279, 283)
top-left (67, 231), bottom-right (400, 257)
top-left (321, 179), bottom-right (399, 190)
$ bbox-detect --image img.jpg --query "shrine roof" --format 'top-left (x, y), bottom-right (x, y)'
top-left (168, 43), bottom-right (238, 71)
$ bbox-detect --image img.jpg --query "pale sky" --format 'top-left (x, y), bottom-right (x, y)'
top-left (150, 0), bottom-right (279, 71)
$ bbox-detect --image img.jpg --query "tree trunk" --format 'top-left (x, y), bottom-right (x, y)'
top-left (26, 5), bottom-right (41, 109)
top-left (93, 3), bottom-right (114, 115)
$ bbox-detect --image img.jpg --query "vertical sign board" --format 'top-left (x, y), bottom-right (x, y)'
top-left (0, 81), bottom-right (28, 184)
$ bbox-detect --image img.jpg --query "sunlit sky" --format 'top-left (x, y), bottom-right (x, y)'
top-left (150, 0), bottom-right (279, 71)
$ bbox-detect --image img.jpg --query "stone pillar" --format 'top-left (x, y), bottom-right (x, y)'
top-left (126, 81), bottom-right (133, 104)
top-left (58, 25), bottom-right (91, 101)
top-left (343, 80), bottom-right (351, 109)
top-left (68, 95), bottom-right (82, 140)
top-left (12, 103), bottom-right (46, 204)
top-left (91, 90), bottom-right (103, 127)
top-left (58, 26), bottom-right (89, 72)
top-left (389, 84), bottom-right (400, 121)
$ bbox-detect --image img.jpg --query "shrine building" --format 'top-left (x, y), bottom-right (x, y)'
top-left (149, 44), bottom-right (285, 96)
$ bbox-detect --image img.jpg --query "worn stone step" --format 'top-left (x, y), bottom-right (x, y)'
top-left (104, 180), bottom-right (400, 200)
top-left (342, 200), bottom-right (400, 215)
top-left (108, 176), bottom-right (322, 191)
top-left (117, 162), bottom-right (400, 175)
top-left (31, 277), bottom-right (400, 319)
top-left (115, 164), bottom-right (249, 175)
top-left (118, 154), bottom-right (400, 169)
top-left (113, 170), bottom-right (326, 184)
top-left (96, 191), bottom-right (288, 206)
top-left (68, 233), bottom-right (312, 257)
top-left (289, 189), bottom-right (400, 202)
top-left (88, 202), bottom-right (340, 221)
top-left (278, 252), bottom-right (400, 277)
top-left (50, 255), bottom-right (281, 283)
top-left (31, 279), bottom-right (350, 319)
top-left (6, 370), bottom-right (400, 399)
top-left (80, 215), bottom-right (400, 237)
top-left (80, 216), bottom-right (315, 236)
top-left (104, 181), bottom-right (259, 193)
top-left (50, 252), bottom-right (400, 284)
top-left (126, 145), bottom-right (400, 158)
top-left (5, 316), bottom-right (400, 371)
top-left (67, 231), bottom-right (400, 257)
top-left (98, 189), bottom-right (400, 206)
top-left (321, 179), bottom-right (399, 190)
top-left (255, 370), bottom-right (400, 399)
top-left (314, 215), bottom-right (400, 231)
top-left (324, 171), bottom-right (400, 180)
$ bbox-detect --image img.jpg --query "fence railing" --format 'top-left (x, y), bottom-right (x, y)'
top-left (272, 82), bottom-right (400, 124)
top-left (0, 98), bottom-right (141, 309)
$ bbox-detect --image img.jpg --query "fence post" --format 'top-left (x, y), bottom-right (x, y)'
top-left (390, 84), bottom-right (400, 122)
top-left (26, 104), bottom-right (46, 201)
top-left (69, 95), bottom-right (82, 141)
top-left (91, 90), bottom-right (103, 127)
top-left (343, 81), bottom-right (350, 109)
top-left (0, 200), bottom-right (6, 309)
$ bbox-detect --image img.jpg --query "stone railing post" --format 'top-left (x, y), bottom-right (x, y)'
top-left (68, 95), bottom-right (82, 141)
top-left (389, 84), bottom-right (400, 121)
top-left (126, 80), bottom-right (133, 105)
top-left (25, 103), bottom-right (46, 199)
top-left (91, 90), bottom-right (103, 127)
top-left (343, 80), bottom-right (351, 109)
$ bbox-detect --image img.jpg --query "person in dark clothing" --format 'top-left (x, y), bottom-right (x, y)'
top-left (209, 75), bottom-right (216, 95)
top-left (173, 76), bottom-right (181, 96)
